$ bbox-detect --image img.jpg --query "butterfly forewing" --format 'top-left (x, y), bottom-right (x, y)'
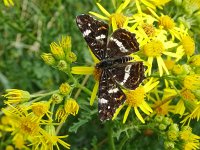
top-left (76, 14), bottom-right (109, 60)
top-left (108, 62), bottom-right (144, 90)
top-left (98, 70), bottom-right (126, 121)
top-left (106, 29), bottom-right (139, 58)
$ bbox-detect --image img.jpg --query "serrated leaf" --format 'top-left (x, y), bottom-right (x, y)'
top-left (69, 118), bottom-right (88, 133)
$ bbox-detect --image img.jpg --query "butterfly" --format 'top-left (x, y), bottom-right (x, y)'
top-left (76, 14), bottom-right (144, 121)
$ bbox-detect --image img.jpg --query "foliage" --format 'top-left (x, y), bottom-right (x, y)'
top-left (0, 0), bottom-right (200, 150)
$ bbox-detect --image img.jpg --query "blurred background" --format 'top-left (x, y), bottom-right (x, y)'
top-left (0, 0), bottom-right (200, 149)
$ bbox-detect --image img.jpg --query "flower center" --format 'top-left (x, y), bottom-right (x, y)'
top-left (142, 23), bottom-right (155, 37)
top-left (183, 74), bottom-right (200, 90)
top-left (159, 15), bottom-right (175, 29)
top-left (93, 68), bottom-right (102, 81)
top-left (20, 117), bottom-right (39, 136)
top-left (110, 13), bottom-right (127, 28)
top-left (181, 89), bottom-right (196, 101)
top-left (143, 40), bottom-right (165, 57)
top-left (154, 101), bottom-right (169, 115)
top-left (182, 35), bottom-right (195, 56)
top-left (125, 87), bottom-right (145, 107)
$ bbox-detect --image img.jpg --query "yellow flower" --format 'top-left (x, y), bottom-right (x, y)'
top-left (33, 125), bottom-right (70, 149)
top-left (59, 36), bottom-right (71, 53)
top-left (31, 102), bottom-right (52, 120)
top-left (183, 74), bottom-right (200, 90)
top-left (181, 35), bottom-right (195, 56)
top-left (3, 0), bottom-right (14, 7)
top-left (41, 53), bottom-right (56, 66)
top-left (189, 55), bottom-right (200, 67)
top-left (3, 89), bottom-right (30, 104)
top-left (55, 105), bottom-right (68, 123)
top-left (64, 98), bottom-right (79, 116)
top-left (50, 42), bottom-right (65, 60)
top-left (147, 7), bottom-right (188, 40)
top-left (12, 133), bottom-right (25, 149)
top-left (143, 39), bottom-right (178, 76)
top-left (181, 103), bottom-right (200, 125)
top-left (153, 100), bottom-right (174, 116)
top-left (89, 0), bottom-right (131, 30)
top-left (180, 126), bottom-right (200, 150)
top-left (5, 145), bottom-right (14, 150)
top-left (59, 83), bottom-right (71, 96)
top-left (113, 78), bottom-right (159, 123)
top-left (137, 0), bottom-right (171, 10)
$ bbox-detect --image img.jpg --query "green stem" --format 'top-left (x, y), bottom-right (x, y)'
top-left (30, 90), bottom-right (58, 98)
top-left (76, 83), bottom-right (92, 96)
top-left (118, 135), bottom-right (128, 150)
top-left (107, 123), bottom-right (115, 150)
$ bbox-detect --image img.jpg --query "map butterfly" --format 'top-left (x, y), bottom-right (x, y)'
top-left (76, 14), bottom-right (144, 121)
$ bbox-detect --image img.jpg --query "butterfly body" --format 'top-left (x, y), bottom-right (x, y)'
top-left (76, 14), bottom-right (144, 121)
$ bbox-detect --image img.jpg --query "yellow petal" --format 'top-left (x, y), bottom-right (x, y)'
top-left (157, 56), bottom-right (166, 76)
top-left (141, 0), bottom-right (156, 10)
top-left (90, 82), bottom-right (99, 106)
top-left (135, 0), bottom-right (142, 14)
top-left (71, 66), bottom-right (94, 75)
top-left (147, 57), bottom-right (153, 76)
top-left (158, 56), bottom-right (169, 75)
top-left (139, 104), bottom-right (150, 115)
top-left (112, 18), bottom-right (118, 31)
top-left (147, 7), bottom-right (159, 19)
top-left (112, 103), bottom-right (125, 120)
top-left (96, 3), bottom-right (111, 17)
top-left (144, 80), bottom-right (159, 93)
top-left (142, 101), bottom-right (153, 113)
top-left (116, 0), bottom-right (130, 13)
top-left (134, 107), bottom-right (145, 123)
top-left (89, 11), bottom-right (109, 20)
top-left (123, 106), bottom-right (131, 123)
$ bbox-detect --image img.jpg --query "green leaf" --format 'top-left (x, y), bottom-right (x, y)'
top-left (69, 118), bottom-right (88, 133)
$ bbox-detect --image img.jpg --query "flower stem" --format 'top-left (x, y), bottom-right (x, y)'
top-left (107, 123), bottom-right (116, 150)
top-left (30, 90), bottom-right (58, 98)
top-left (76, 83), bottom-right (92, 96)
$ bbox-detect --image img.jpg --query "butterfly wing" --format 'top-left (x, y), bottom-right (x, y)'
top-left (108, 62), bottom-right (144, 90)
top-left (76, 14), bottom-right (109, 60)
top-left (106, 28), bottom-right (139, 58)
top-left (98, 69), bottom-right (126, 121)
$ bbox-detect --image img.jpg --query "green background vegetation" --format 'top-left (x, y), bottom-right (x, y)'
top-left (0, 0), bottom-right (200, 149)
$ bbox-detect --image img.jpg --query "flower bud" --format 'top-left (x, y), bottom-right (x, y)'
top-left (159, 124), bottom-right (167, 130)
top-left (41, 53), bottom-right (56, 66)
top-left (51, 93), bottom-right (63, 104)
top-left (66, 52), bottom-right (77, 63)
top-left (167, 130), bottom-right (178, 141)
top-left (59, 83), bottom-right (71, 96)
top-left (57, 60), bottom-right (68, 71)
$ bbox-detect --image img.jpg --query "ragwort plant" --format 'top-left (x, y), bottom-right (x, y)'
top-left (1, 0), bottom-right (200, 149)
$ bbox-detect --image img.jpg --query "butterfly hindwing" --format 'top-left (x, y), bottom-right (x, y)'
top-left (98, 70), bottom-right (126, 121)
top-left (108, 62), bottom-right (144, 90)
top-left (106, 28), bottom-right (139, 58)
top-left (76, 14), bottom-right (109, 60)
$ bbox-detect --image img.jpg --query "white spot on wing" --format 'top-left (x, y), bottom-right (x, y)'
top-left (99, 98), bottom-right (108, 104)
top-left (83, 29), bottom-right (91, 37)
top-left (96, 34), bottom-right (106, 40)
top-left (108, 88), bottom-right (119, 94)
